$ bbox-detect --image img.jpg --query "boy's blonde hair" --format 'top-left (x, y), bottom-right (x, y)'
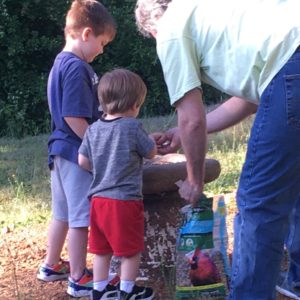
top-left (135, 0), bottom-right (171, 37)
top-left (65, 0), bottom-right (116, 39)
top-left (98, 69), bottom-right (147, 115)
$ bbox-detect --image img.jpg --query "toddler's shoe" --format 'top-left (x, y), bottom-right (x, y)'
top-left (67, 268), bottom-right (93, 298)
top-left (119, 285), bottom-right (154, 300)
top-left (37, 259), bottom-right (70, 282)
top-left (90, 284), bottom-right (119, 300)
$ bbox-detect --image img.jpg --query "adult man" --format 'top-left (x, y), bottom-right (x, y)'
top-left (135, 0), bottom-right (300, 299)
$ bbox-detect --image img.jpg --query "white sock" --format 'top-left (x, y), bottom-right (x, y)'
top-left (94, 279), bottom-right (109, 292)
top-left (120, 280), bottom-right (135, 293)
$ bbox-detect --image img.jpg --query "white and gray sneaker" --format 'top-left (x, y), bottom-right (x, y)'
top-left (276, 272), bottom-right (300, 300)
top-left (90, 284), bottom-right (119, 300)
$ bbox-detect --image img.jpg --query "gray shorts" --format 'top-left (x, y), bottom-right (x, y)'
top-left (51, 156), bottom-right (92, 228)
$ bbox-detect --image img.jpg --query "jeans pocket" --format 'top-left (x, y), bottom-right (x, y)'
top-left (285, 74), bottom-right (300, 129)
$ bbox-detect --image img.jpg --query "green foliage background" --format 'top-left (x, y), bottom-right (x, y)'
top-left (0, 0), bottom-right (225, 137)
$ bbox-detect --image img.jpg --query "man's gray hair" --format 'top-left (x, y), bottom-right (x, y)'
top-left (135, 0), bottom-right (171, 37)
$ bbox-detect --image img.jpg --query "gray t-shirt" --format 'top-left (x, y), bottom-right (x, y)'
top-left (79, 116), bottom-right (155, 200)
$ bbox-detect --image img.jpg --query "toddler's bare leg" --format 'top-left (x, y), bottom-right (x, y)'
top-left (93, 253), bottom-right (113, 282)
top-left (121, 253), bottom-right (141, 281)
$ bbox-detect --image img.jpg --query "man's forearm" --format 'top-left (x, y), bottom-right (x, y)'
top-left (179, 115), bottom-right (206, 188)
top-left (207, 96), bottom-right (257, 133)
top-left (176, 89), bottom-right (207, 192)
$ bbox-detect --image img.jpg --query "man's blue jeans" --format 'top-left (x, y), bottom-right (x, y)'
top-left (229, 48), bottom-right (300, 300)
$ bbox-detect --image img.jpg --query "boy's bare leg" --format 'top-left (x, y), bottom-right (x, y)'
top-left (68, 227), bottom-right (88, 280)
top-left (93, 253), bottom-right (113, 282)
top-left (121, 253), bottom-right (141, 281)
top-left (45, 219), bottom-right (68, 265)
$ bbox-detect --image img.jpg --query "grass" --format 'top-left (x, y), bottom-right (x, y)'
top-left (0, 135), bottom-right (51, 229)
top-left (206, 116), bottom-right (253, 194)
top-left (0, 113), bottom-right (253, 229)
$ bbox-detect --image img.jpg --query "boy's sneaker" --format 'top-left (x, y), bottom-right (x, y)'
top-left (90, 284), bottom-right (119, 300)
top-left (37, 259), bottom-right (70, 282)
top-left (67, 268), bottom-right (93, 298)
top-left (108, 273), bottom-right (120, 286)
top-left (276, 272), bottom-right (300, 300)
top-left (120, 285), bottom-right (154, 300)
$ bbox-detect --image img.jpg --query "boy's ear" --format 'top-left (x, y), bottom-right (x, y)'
top-left (150, 30), bottom-right (157, 39)
top-left (82, 27), bottom-right (92, 41)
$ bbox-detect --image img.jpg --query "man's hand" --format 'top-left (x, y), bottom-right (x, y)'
top-left (151, 127), bottom-right (181, 154)
top-left (176, 179), bottom-right (203, 207)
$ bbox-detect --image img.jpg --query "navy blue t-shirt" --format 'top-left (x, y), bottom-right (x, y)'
top-left (47, 51), bottom-right (100, 168)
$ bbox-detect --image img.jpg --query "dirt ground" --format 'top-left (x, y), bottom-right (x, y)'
top-left (0, 198), bottom-right (292, 300)
top-left (0, 223), bottom-right (78, 300)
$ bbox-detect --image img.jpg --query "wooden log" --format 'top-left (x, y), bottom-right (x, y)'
top-left (142, 153), bottom-right (221, 195)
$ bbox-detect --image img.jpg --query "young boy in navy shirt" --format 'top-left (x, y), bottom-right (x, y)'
top-left (37, 0), bottom-right (116, 297)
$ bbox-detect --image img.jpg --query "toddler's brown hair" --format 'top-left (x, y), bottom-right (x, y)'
top-left (98, 69), bottom-right (147, 114)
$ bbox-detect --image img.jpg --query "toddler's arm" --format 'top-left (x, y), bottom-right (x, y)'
top-left (145, 134), bottom-right (158, 159)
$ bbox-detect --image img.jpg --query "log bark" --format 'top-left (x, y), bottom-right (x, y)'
top-left (142, 154), bottom-right (221, 194)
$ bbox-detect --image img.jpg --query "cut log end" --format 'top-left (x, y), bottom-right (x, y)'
top-left (142, 154), bottom-right (221, 195)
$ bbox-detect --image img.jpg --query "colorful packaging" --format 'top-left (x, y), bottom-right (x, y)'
top-left (175, 194), bottom-right (230, 299)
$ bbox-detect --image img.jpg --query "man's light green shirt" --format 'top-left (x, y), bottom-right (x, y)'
top-left (156, 0), bottom-right (300, 105)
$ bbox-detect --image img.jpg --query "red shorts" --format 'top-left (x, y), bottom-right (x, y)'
top-left (89, 196), bottom-right (145, 257)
